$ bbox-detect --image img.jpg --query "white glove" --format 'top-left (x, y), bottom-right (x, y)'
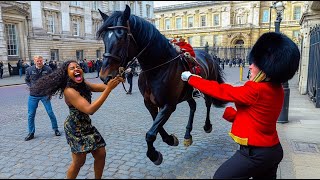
top-left (125, 67), bottom-right (132, 73)
top-left (181, 71), bottom-right (193, 81)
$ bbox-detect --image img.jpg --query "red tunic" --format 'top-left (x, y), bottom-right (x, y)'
top-left (175, 42), bottom-right (195, 58)
top-left (188, 76), bottom-right (284, 147)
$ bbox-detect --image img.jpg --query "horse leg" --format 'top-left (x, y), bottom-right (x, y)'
top-left (183, 98), bottom-right (196, 147)
top-left (204, 95), bottom-right (213, 133)
top-left (144, 100), bottom-right (179, 147)
top-left (146, 104), bottom-right (177, 165)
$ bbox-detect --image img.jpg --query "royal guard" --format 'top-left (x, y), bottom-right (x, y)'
top-left (174, 37), bottom-right (201, 76)
top-left (181, 32), bottom-right (300, 178)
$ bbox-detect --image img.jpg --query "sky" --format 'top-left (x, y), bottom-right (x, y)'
top-left (154, 1), bottom-right (197, 8)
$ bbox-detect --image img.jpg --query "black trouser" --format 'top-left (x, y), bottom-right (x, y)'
top-left (213, 143), bottom-right (283, 179)
top-left (126, 73), bottom-right (133, 92)
top-left (0, 69), bottom-right (3, 78)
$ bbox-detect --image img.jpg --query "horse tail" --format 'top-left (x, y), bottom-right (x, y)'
top-left (211, 55), bottom-right (227, 108)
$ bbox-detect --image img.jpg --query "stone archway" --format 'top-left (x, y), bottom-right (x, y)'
top-left (234, 39), bottom-right (244, 59)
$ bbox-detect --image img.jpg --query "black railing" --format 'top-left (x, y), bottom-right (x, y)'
top-left (193, 46), bottom-right (252, 64)
top-left (307, 24), bottom-right (320, 108)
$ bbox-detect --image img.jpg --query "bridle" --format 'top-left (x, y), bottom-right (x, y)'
top-left (102, 20), bottom-right (148, 78)
top-left (101, 20), bottom-right (182, 91)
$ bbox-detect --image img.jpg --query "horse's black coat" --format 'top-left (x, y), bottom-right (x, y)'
top-left (98, 5), bottom-right (226, 165)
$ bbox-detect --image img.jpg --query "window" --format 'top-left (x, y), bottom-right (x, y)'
top-left (236, 16), bottom-right (243, 24)
top-left (200, 15), bottom-right (206, 27)
top-left (200, 36), bottom-right (205, 46)
top-left (92, 1), bottom-right (98, 11)
top-left (213, 14), bottom-right (220, 26)
top-left (50, 49), bottom-right (59, 61)
top-left (72, 18), bottom-right (80, 36)
top-left (76, 50), bottom-right (83, 61)
top-left (114, 1), bottom-right (120, 10)
top-left (70, 1), bottom-right (80, 6)
top-left (129, 2), bottom-right (135, 13)
top-left (293, 6), bottom-right (301, 20)
top-left (293, 30), bottom-right (300, 38)
top-left (165, 19), bottom-right (170, 30)
top-left (214, 35), bottom-right (219, 46)
top-left (188, 37), bottom-right (193, 45)
top-left (176, 17), bottom-right (182, 29)
top-left (47, 15), bottom-right (55, 33)
top-left (188, 16), bottom-right (194, 28)
top-left (155, 19), bottom-right (160, 29)
top-left (92, 20), bottom-right (101, 36)
top-left (96, 50), bottom-right (101, 59)
top-left (146, 5), bottom-right (151, 18)
top-left (262, 9), bottom-right (269, 23)
top-left (5, 24), bottom-right (19, 56)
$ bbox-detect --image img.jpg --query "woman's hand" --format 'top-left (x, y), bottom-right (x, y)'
top-left (106, 76), bottom-right (125, 91)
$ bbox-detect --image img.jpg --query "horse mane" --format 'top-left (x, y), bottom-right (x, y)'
top-left (96, 11), bottom-right (176, 59)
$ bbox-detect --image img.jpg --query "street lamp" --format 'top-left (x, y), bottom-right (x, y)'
top-left (271, 1), bottom-right (289, 123)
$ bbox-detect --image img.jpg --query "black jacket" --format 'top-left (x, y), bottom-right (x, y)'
top-left (25, 65), bottom-right (53, 96)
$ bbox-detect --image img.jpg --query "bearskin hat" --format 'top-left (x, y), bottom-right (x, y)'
top-left (248, 32), bottom-right (300, 83)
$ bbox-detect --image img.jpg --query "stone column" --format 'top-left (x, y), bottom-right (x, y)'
top-left (84, 1), bottom-right (92, 39)
top-left (0, 6), bottom-right (8, 77)
top-left (298, 27), bottom-right (309, 95)
top-left (30, 1), bottom-right (45, 35)
top-left (60, 1), bottom-right (70, 35)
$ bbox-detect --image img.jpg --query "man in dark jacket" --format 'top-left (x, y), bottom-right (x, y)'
top-left (95, 58), bottom-right (102, 78)
top-left (24, 55), bottom-right (61, 141)
top-left (17, 59), bottom-right (23, 78)
top-left (0, 61), bottom-right (3, 79)
top-left (124, 60), bottom-right (138, 95)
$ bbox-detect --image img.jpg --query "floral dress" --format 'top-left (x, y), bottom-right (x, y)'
top-left (64, 106), bottom-right (106, 154)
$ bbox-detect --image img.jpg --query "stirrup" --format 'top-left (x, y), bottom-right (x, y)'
top-left (192, 89), bottom-right (202, 99)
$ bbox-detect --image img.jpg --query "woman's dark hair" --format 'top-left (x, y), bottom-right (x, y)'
top-left (30, 60), bottom-right (92, 103)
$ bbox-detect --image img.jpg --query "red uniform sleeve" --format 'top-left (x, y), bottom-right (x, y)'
top-left (188, 76), bottom-right (258, 105)
top-left (222, 106), bottom-right (237, 122)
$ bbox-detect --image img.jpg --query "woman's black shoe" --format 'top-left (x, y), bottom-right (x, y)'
top-left (55, 130), bottom-right (61, 136)
top-left (25, 133), bottom-right (34, 141)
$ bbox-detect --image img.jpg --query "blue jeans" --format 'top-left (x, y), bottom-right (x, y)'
top-left (27, 95), bottom-right (58, 133)
top-left (19, 68), bottom-right (23, 78)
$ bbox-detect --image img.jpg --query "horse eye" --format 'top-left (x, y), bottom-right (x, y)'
top-left (116, 29), bottom-right (123, 35)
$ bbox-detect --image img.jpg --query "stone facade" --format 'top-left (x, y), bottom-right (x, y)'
top-left (298, 1), bottom-right (320, 96)
top-left (0, 1), bottom-right (154, 77)
top-left (154, 1), bottom-right (304, 48)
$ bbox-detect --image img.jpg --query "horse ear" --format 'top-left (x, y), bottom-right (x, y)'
top-left (123, 5), bottom-right (131, 21)
top-left (98, 9), bottom-right (109, 21)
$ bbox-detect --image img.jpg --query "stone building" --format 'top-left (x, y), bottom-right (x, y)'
top-left (298, 1), bottom-right (320, 107)
top-left (0, 1), bottom-right (154, 77)
top-left (154, 1), bottom-right (304, 59)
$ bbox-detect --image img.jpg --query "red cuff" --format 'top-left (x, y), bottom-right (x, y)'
top-left (222, 106), bottom-right (237, 122)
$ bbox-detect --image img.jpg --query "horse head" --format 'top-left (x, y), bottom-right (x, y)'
top-left (97, 5), bottom-right (136, 84)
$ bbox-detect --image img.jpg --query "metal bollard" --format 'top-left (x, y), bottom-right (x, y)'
top-left (239, 66), bottom-right (243, 81)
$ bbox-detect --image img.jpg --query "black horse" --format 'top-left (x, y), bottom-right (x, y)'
top-left (97, 5), bottom-right (226, 165)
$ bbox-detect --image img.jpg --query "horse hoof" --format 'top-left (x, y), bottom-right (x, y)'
top-left (204, 124), bottom-right (212, 133)
top-left (183, 137), bottom-right (193, 147)
top-left (171, 134), bottom-right (179, 146)
top-left (153, 151), bottom-right (163, 166)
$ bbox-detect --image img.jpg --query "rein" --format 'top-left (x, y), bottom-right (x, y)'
top-left (140, 54), bottom-right (182, 73)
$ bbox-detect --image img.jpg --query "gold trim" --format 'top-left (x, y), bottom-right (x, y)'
top-left (229, 132), bottom-right (248, 145)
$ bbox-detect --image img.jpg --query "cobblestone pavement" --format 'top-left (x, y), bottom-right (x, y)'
top-left (0, 67), bottom-right (251, 179)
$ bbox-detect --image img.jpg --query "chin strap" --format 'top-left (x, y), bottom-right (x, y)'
top-left (252, 70), bottom-right (270, 82)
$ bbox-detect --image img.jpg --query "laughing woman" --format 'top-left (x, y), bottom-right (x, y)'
top-left (30, 60), bottom-right (124, 179)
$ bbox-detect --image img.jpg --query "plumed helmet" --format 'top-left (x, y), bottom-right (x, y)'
top-left (171, 38), bottom-right (178, 43)
top-left (248, 32), bottom-right (300, 83)
top-left (179, 36), bottom-right (186, 42)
